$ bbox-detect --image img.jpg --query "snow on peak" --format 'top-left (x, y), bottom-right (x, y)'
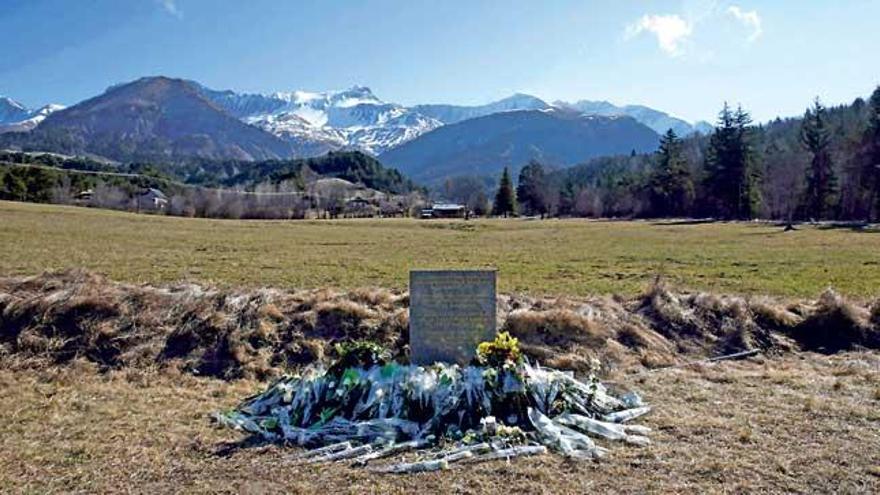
top-left (0, 96), bottom-right (28, 112)
top-left (0, 98), bottom-right (64, 130)
top-left (208, 85), bottom-right (439, 155)
top-left (0, 96), bottom-right (32, 124)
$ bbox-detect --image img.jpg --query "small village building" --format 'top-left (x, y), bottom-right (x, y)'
top-left (344, 197), bottom-right (377, 218)
top-left (74, 189), bottom-right (94, 202)
top-left (137, 188), bottom-right (168, 211)
top-left (429, 203), bottom-right (466, 218)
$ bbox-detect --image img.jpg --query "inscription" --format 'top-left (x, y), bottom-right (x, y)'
top-left (409, 270), bottom-right (496, 365)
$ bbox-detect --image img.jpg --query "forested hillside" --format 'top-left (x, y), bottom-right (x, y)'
top-left (508, 88), bottom-right (880, 221)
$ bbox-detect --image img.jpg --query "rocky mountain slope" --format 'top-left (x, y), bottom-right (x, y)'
top-left (199, 85), bottom-right (441, 155)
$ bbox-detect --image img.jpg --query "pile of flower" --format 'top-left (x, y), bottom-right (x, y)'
top-left (215, 334), bottom-right (651, 473)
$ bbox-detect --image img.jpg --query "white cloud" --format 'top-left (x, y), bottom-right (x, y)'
top-left (156, 0), bottom-right (183, 19)
top-left (625, 14), bottom-right (694, 57)
top-left (726, 5), bottom-right (762, 42)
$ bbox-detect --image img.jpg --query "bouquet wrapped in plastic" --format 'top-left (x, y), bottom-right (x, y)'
top-left (215, 334), bottom-right (651, 472)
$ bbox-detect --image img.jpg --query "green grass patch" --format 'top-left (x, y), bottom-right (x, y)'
top-left (2, 200), bottom-right (879, 297)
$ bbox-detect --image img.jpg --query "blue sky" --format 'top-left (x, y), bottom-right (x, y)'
top-left (1, 0), bottom-right (878, 123)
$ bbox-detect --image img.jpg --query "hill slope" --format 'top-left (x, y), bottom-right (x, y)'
top-left (379, 109), bottom-right (660, 185)
top-left (2, 77), bottom-right (295, 162)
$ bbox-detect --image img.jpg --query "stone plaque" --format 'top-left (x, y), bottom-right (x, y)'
top-left (409, 269), bottom-right (497, 365)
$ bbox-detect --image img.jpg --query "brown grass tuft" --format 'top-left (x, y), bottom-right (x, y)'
top-left (1, 270), bottom-right (879, 378)
top-left (790, 289), bottom-right (877, 352)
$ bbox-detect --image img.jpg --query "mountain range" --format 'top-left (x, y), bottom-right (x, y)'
top-left (199, 85), bottom-right (710, 152)
top-left (1, 76), bottom-right (711, 184)
top-left (0, 97), bottom-right (65, 133)
top-left (3, 77), bottom-right (294, 161)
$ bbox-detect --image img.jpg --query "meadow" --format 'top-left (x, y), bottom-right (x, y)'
top-left (1, 200), bottom-right (880, 298)
top-left (2, 200), bottom-right (880, 492)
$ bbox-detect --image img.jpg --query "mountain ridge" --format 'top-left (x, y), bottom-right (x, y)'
top-left (380, 108), bottom-right (660, 185)
top-left (194, 84), bottom-right (709, 153)
top-left (197, 84), bottom-right (442, 155)
top-left (2, 77), bottom-right (295, 162)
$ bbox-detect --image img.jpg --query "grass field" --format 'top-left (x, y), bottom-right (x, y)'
top-left (2, 200), bottom-right (880, 297)
top-left (2, 200), bottom-right (880, 493)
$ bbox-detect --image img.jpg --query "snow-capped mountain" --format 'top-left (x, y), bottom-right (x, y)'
top-left (0, 98), bottom-right (65, 133)
top-left (196, 82), bottom-right (710, 155)
top-left (412, 93), bottom-right (551, 124)
top-left (554, 100), bottom-right (711, 136)
top-left (0, 97), bottom-right (31, 124)
top-left (200, 85), bottom-right (442, 155)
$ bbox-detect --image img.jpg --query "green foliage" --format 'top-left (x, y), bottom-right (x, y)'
top-left (493, 167), bottom-right (517, 217)
top-left (0, 164), bottom-right (61, 203)
top-left (516, 160), bottom-right (549, 217)
top-left (801, 98), bottom-right (838, 219)
top-left (548, 93), bottom-right (878, 222)
top-left (327, 341), bottom-right (392, 377)
top-left (860, 86), bottom-right (880, 221)
top-left (704, 103), bottom-right (761, 219)
top-left (475, 332), bottom-right (523, 368)
top-left (0, 168), bottom-right (27, 201)
top-left (219, 151), bottom-right (419, 194)
top-left (647, 129), bottom-right (695, 217)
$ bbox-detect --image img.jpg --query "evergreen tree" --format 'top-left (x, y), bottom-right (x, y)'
top-left (800, 98), bottom-right (837, 219)
top-left (516, 160), bottom-right (548, 217)
top-left (861, 86), bottom-right (880, 221)
top-left (558, 179), bottom-right (577, 216)
top-left (493, 167), bottom-right (517, 217)
top-left (647, 129), bottom-right (695, 217)
top-left (704, 103), bottom-right (761, 219)
top-left (1, 169), bottom-right (27, 201)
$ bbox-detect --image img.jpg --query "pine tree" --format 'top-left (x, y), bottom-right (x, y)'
top-left (800, 98), bottom-right (837, 220)
top-left (1, 169), bottom-right (27, 201)
top-left (648, 129), bottom-right (694, 217)
top-left (493, 167), bottom-right (517, 217)
top-left (558, 179), bottom-right (577, 216)
top-left (704, 103), bottom-right (761, 219)
top-left (861, 86), bottom-right (880, 221)
top-left (516, 160), bottom-right (547, 217)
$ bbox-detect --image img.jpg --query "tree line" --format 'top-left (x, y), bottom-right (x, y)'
top-left (0, 161), bottom-right (422, 220)
top-left (470, 86), bottom-right (880, 221)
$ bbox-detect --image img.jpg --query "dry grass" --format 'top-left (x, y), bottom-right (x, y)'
top-left (1, 353), bottom-right (878, 493)
top-left (2, 270), bottom-right (879, 379)
top-left (3, 201), bottom-right (880, 491)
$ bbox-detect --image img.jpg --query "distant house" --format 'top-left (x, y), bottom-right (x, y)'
top-left (137, 188), bottom-right (168, 211)
top-left (74, 189), bottom-right (94, 202)
top-left (344, 197), bottom-right (377, 217)
top-left (423, 203), bottom-right (466, 219)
